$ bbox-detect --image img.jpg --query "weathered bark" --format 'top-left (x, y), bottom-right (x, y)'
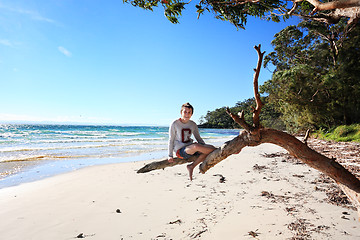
top-left (220, 0), bottom-right (360, 24)
top-left (230, 0), bottom-right (360, 9)
top-left (137, 155), bottom-right (197, 173)
top-left (291, 0), bottom-right (360, 24)
top-left (305, 0), bottom-right (360, 11)
top-left (304, 129), bottom-right (310, 145)
top-left (339, 183), bottom-right (360, 220)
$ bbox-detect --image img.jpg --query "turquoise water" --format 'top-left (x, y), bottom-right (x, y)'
top-left (0, 124), bottom-right (239, 188)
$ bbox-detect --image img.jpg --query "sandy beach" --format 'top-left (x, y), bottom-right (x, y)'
top-left (0, 143), bottom-right (359, 240)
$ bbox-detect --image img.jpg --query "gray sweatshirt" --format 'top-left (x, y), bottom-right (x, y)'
top-left (168, 118), bottom-right (205, 158)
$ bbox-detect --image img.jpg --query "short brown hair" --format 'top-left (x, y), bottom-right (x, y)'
top-left (181, 102), bottom-right (194, 114)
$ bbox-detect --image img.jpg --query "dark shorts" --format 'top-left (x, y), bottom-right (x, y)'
top-left (176, 146), bottom-right (193, 159)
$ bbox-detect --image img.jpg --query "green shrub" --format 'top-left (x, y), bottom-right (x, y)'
top-left (314, 124), bottom-right (360, 142)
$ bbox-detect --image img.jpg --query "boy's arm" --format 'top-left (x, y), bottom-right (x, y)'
top-left (193, 123), bottom-right (205, 145)
top-left (168, 122), bottom-right (176, 159)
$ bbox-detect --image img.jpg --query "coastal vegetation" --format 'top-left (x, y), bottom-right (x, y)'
top-left (314, 124), bottom-right (360, 142)
top-left (199, 97), bottom-right (285, 130)
top-left (262, 19), bottom-right (360, 132)
top-left (200, 19), bottom-right (360, 134)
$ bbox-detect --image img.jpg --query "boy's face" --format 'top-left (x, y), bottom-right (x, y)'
top-left (181, 107), bottom-right (193, 120)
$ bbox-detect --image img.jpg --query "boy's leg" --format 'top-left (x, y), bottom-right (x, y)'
top-left (185, 143), bottom-right (216, 155)
top-left (187, 153), bottom-right (206, 181)
top-left (185, 143), bottom-right (216, 180)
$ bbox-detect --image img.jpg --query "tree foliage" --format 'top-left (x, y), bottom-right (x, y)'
top-left (200, 19), bottom-right (359, 132)
top-left (123, 0), bottom-right (360, 29)
top-left (262, 19), bottom-right (360, 132)
top-left (200, 97), bottom-right (285, 129)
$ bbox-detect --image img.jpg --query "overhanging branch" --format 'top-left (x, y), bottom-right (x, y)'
top-left (289, 0), bottom-right (360, 24)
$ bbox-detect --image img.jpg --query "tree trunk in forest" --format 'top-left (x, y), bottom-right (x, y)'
top-left (137, 44), bottom-right (360, 220)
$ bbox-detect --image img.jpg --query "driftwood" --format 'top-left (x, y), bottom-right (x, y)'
top-left (137, 44), bottom-right (360, 219)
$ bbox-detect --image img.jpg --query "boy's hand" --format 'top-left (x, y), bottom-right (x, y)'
top-left (168, 157), bottom-right (174, 163)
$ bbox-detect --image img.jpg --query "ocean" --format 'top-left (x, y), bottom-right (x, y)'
top-left (0, 124), bottom-right (239, 188)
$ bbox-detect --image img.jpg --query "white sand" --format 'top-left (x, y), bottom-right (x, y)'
top-left (0, 143), bottom-right (359, 240)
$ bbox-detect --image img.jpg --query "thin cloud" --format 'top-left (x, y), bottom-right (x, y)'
top-left (32, 15), bottom-right (56, 24)
top-left (0, 39), bottom-right (13, 47)
top-left (0, 3), bottom-right (56, 24)
top-left (0, 39), bottom-right (21, 48)
top-left (58, 46), bottom-right (72, 57)
top-left (0, 113), bottom-right (113, 125)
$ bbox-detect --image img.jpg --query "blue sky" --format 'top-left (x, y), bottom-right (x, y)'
top-left (0, 0), bottom-right (298, 126)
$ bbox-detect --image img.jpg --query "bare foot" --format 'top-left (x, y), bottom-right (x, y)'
top-left (187, 164), bottom-right (194, 181)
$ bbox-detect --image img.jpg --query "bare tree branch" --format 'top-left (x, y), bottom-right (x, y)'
top-left (306, 0), bottom-right (360, 12)
top-left (252, 44), bottom-right (265, 130)
top-left (226, 108), bottom-right (252, 131)
top-left (290, 0), bottom-right (360, 24)
top-left (137, 156), bottom-right (197, 173)
top-left (304, 129), bottom-right (311, 145)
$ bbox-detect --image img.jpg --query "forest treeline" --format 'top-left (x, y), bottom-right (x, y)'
top-left (200, 19), bottom-right (360, 133)
top-left (199, 97), bottom-right (286, 130)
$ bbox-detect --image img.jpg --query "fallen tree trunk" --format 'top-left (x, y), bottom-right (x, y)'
top-left (200, 128), bottom-right (360, 219)
top-left (137, 128), bottom-right (360, 194)
top-left (137, 130), bottom-right (360, 194)
top-left (200, 129), bottom-right (360, 192)
top-left (137, 129), bottom-right (360, 218)
top-left (137, 44), bottom-right (360, 219)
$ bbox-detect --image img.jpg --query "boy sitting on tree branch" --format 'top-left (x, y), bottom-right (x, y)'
top-left (168, 103), bottom-right (216, 180)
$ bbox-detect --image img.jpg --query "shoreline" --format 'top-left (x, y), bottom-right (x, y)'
top-left (0, 124), bottom-right (238, 189)
top-left (0, 150), bottom-right (168, 189)
top-left (0, 139), bottom-right (233, 190)
top-left (0, 143), bottom-right (359, 239)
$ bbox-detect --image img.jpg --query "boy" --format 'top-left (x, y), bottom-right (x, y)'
top-left (168, 103), bottom-right (216, 181)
